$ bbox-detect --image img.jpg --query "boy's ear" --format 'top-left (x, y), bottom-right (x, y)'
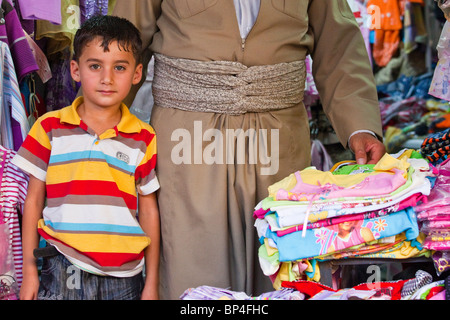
top-left (70, 60), bottom-right (81, 82)
top-left (132, 63), bottom-right (143, 85)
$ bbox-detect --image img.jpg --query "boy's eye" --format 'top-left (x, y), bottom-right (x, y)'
top-left (89, 64), bottom-right (101, 70)
top-left (115, 65), bottom-right (126, 71)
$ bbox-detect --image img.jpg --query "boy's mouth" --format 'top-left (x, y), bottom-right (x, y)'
top-left (99, 90), bottom-right (115, 95)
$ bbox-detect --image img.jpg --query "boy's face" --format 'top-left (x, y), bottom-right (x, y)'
top-left (70, 37), bottom-right (142, 110)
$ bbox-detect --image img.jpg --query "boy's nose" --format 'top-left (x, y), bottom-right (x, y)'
top-left (101, 69), bottom-right (113, 84)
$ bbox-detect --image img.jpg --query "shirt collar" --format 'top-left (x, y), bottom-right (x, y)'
top-left (60, 96), bottom-right (142, 134)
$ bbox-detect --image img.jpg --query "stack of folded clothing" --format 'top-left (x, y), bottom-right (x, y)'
top-left (254, 150), bottom-right (434, 289)
top-left (415, 157), bottom-right (450, 276)
top-left (281, 269), bottom-right (445, 300)
top-left (179, 270), bottom-right (446, 300)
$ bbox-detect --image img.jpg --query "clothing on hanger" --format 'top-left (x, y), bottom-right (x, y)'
top-left (0, 145), bottom-right (29, 290)
top-left (0, 42), bottom-right (29, 151)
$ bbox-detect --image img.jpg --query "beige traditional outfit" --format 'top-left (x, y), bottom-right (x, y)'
top-left (113, 0), bottom-right (383, 299)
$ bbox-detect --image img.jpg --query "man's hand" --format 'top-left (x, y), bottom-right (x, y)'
top-left (349, 132), bottom-right (386, 165)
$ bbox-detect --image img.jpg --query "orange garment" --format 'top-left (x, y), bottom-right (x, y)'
top-left (367, 0), bottom-right (402, 67)
top-left (435, 113), bottom-right (450, 130)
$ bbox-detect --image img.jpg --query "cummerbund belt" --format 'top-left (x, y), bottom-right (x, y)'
top-left (152, 53), bottom-right (306, 115)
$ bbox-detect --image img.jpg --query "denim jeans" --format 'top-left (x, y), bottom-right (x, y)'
top-left (38, 254), bottom-right (144, 300)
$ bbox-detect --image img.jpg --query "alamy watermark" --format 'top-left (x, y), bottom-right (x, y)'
top-left (66, 265), bottom-right (81, 290)
top-left (170, 121), bottom-right (280, 176)
top-left (367, 4), bottom-right (383, 30)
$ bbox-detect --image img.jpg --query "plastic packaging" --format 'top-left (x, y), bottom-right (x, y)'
top-left (432, 251), bottom-right (450, 276)
top-left (429, 21), bottom-right (450, 101)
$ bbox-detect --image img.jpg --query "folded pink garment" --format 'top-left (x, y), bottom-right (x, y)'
top-left (276, 169), bottom-right (407, 202)
top-left (253, 207), bottom-right (269, 219)
top-left (275, 193), bottom-right (424, 237)
top-left (417, 209), bottom-right (450, 220)
top-left (429, 290), bottom-right (446, 300)
top-left (423, 239), bottom-right (450, 250)
top-left (423, 220), bottom-right (450, 229)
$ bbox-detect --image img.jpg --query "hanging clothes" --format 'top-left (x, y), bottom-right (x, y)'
top-left (367, 0), bottom-right (403, 67)
top-left (15, 0), bottom-right (62, 25)
top-left (402, 0), bottom-right (427, 54)
top-left (0, 42), bottom-right (29, 151)
top-left (79, 0), bottom-right (116, 24)
top-left (0, 0), bottom-right (38, 82)
top-left (0, 145), bottom-right (28, 289)
top-left (35, 0), bottom-right (80, 56)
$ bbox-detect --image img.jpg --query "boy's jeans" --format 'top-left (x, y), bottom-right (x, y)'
top-left (38, 254), bottom-right (144, 300)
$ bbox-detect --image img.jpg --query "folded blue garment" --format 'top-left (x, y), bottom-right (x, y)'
top-left (265, 207), bottom-right (419, 262)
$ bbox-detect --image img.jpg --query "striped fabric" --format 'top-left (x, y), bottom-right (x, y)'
top-left (1, 145), bottom-right (28, 287)
top-left (0, 0), bottom-right (39, 82)
top-left (0, 42), bottom-right (30, 151)
top-left (12, 97), bottom-right (159, 277)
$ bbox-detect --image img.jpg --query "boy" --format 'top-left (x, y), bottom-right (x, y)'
top-left (12, 15), bottom-right (160, 300)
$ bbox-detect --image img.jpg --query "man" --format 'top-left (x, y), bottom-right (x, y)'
top-left (114, 0), bottom-right (385, 299)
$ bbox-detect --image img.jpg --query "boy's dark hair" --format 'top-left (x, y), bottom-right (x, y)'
top-left (73, 15), bottom-right (143, 64)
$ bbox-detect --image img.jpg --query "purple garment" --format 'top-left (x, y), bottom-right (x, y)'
top-left (11, 118), bottom-right (23, 151)
top-left (0, 0), bottom-right (38, 81)
top-left (180, 285), bottom-right (304, 300)
top-left (45, 48), bottom-right (80, 111)
top-left (5, 0), bottom-right (34, 35)
top-left (79, 0), bottom-right (109, 24)
top-left (44, 0), bottom-right (110, 112)
top-left (16, 0), bottom-right (61, 24)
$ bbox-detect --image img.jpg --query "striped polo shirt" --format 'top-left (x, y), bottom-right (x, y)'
top-left (12, 96), bottom-right (159, 277)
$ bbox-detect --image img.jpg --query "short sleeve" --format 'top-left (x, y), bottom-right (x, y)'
top-left (135, 127), bottom-right (159, 195)
top-left (11, 116), bottom-right (52, 181)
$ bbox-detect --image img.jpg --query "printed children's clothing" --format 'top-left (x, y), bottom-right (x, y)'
top-left (12, 96), bottom-right (159, 277)
top-left (269, 153), bottom-right (411, 202)
top-left (259, 154), bottom-right (431, 232)
top-left (263, 207), bottom-right (420, 262)
top-left (271, 179), bottom-right (429, 229)
top-left (319, 233), bottom-right (429, 261)
top-left (274, 168), bottom-right (407, 202)
top-left (415, 157), bottom-right (450, 271)
top-left (254, 151), bottom-right (433, 287)
top-left (293, 198), bottom-right (416, 235)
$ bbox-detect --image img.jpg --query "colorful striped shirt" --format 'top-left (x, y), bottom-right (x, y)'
top-left (12, 96), bottom-right (159, 277)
